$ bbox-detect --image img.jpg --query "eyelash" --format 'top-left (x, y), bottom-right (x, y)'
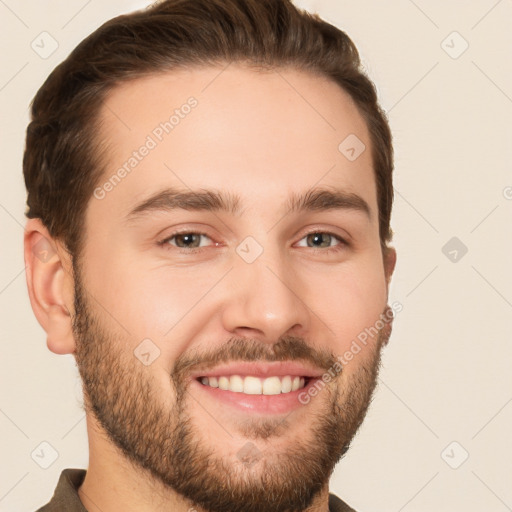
top-left (157, 229), bottom-right (349, 254)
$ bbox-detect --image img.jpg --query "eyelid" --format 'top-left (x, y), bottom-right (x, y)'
top-left (296, 223), bottom-right (351, 242)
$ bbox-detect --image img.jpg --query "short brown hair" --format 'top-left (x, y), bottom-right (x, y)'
top-left (23, 0), bottom-right (393, 258)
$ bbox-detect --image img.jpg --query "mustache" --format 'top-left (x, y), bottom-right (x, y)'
top-left (172, 336), bottom-right (339, 383)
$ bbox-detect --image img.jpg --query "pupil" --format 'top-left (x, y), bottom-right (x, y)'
top-left (310, 233), bottom-right (329, 247)
top-left (179, 233), bottom-right (198, 247)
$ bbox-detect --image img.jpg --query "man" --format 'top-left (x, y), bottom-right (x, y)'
top-left (23, 0), bottom-right (397, 510)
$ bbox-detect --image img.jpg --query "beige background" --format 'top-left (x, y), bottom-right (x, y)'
top-left (1, 1), bottom-right (511, 511)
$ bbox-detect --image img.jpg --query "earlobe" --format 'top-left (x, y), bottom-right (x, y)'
top-left (24, 219), bottom-right (76, 355)
top-left (47, 304), bottom-right (74, 354)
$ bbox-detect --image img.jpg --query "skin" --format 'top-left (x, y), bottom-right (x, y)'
top-left (25, 64), bottom-right (396, 512)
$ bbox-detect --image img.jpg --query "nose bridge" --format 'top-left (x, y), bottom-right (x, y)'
top-left (221, 242), bottom-right (309, 341)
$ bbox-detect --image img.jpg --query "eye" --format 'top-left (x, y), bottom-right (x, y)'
top-left (159, 231), bottom-right (216, 251)
top-left (157, 229), bottom-right (348, 254)
top-left (295, 231), bottom-right (348, 252)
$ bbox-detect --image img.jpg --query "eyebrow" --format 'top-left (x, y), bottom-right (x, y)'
top-left (126, 186), bottom-right (371, 220)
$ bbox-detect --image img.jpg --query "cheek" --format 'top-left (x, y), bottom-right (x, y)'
top-left (79, 247), bottom-right (194, 348)
top-left (87, 258), bottom-right (218, 363)
top-left (313, 257), bottom-right (388, 354)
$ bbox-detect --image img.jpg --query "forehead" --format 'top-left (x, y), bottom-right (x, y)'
top-left (93, 64), bottom-right (376, 221)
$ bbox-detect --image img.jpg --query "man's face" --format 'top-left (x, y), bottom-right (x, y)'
top-left (72, 65), bottom-right (394, 512)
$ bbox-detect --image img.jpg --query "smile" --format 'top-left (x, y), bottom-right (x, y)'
top-left (197, 375), bottom-right (308, 395)
top-left (189, 361), bottom-right (324, 414)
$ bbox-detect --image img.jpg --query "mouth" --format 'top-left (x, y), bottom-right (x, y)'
top-left (189, 361), bottom-right (325, 414)
top-left (196, 374), bottom-right (312, 395)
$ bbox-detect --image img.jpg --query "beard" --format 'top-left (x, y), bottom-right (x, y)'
top-left (72, 266), bottom-right (387, 512)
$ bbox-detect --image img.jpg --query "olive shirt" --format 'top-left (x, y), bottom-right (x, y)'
top-left (36, 469), bottom-right (356, 511)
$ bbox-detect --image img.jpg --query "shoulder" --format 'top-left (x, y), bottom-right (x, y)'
top-left (35, 469), bottom-right (87, 512)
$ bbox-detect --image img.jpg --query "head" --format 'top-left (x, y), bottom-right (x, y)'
top-left (24, 1), bottom-right (397, 511)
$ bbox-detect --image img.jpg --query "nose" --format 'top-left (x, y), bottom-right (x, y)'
top-left (221, 248), bottom-right (311, 343)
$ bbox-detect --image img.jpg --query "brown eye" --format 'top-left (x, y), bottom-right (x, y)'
top-left (172, 233), bottom-right (202, 248)
top-left (296, 231), bottom-right (346, 251)
top-left (306, 232), bottom-right (333, 248)
top-left (160, 232), bottom-right (213, 250)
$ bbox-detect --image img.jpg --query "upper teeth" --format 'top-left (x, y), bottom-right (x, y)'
top-left (200, 375), bottom-right (306, 395)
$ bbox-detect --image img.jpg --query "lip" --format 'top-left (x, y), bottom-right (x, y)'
top-left (187, 360), bottom-right (327, 415)
top-left (191, 376), bottom-right (321, 414)
top-left (189, 360), bottom-right (325, 380)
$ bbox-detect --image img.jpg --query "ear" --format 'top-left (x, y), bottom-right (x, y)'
top-left (24, 218), bottom-right (76, 355)
top-left (383, 245), bottom-right (397, 286)
top-left (381, 246), bottom-right (397, 347)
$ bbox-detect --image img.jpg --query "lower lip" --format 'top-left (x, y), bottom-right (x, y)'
top-left (190, 378), bottom-right (319, 415)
